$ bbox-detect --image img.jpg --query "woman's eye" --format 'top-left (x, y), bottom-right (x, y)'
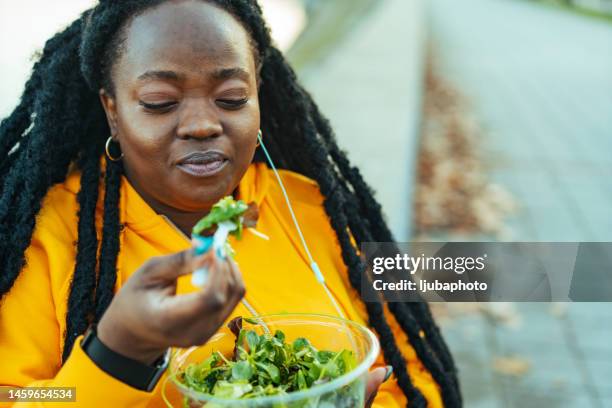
top-left (217, 98), bottom-right (248, 110)
top-left (139, 101), bottom-right (177, 112)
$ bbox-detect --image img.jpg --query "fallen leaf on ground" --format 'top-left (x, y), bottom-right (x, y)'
top-left (549, 303), bottom-right (568, 318)
top-left (414, 55), bottom-right (517, 238)
top-left (492, 356), bottom-right (531, 377)
top-left (479, 303), bottom-right (522, 328)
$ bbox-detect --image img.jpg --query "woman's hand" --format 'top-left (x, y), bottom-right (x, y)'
top-left (97, 248), bottom-right (245, 364)
top-left (365, 366), bottom-right (393, 407)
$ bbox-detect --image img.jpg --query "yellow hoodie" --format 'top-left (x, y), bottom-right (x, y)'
top-left (0, 162), bottom-right (442, 407)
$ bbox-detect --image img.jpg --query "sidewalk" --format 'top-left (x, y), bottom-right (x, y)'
top-left (429, 0), bottom-right (612, 406)
top-left (430, 0), bottom-right (612, 242)
top-left (296, 0), bottom-right (428, 241)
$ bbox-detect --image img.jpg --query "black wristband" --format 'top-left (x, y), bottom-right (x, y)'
top-left (81, 325), bottom-right (169, 392)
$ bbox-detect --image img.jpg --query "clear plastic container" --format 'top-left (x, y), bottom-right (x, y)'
top-left (162, 313), bottom-right (380, 408)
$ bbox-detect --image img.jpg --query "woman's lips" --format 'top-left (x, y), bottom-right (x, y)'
top-left (176, 151), bottom-right (229, 177)
top-left (177, 159), bottom-right (228, 177)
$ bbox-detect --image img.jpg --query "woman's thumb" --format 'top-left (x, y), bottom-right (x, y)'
top-left (143, 249), bottom-right (209, 281)
top-left (365, 366), bottom-right (392, 407)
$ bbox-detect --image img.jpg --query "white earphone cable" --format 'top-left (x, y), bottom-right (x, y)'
top-left (258, 134), bottom-right (346, 320)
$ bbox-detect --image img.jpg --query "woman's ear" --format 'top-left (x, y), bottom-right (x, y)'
top-left (99, 89), bottom-right (119, 138)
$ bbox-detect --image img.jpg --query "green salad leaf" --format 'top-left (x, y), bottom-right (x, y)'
top-left (177, 321), bottom-right (357, 401)
top-left (192, 196), bottom-right (249, 238)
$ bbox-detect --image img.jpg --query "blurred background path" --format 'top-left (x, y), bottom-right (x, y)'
top-left (427, 0), bottom-right (612, 406)
top-left (430, 0), bottom-right (612, 242)
top-left (295, 0), bottom-right (427, 241)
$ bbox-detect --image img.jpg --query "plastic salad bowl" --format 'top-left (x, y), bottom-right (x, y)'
top-left (162, 313), bottom-right (380, 408)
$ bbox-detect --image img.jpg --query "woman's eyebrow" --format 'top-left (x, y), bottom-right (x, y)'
top-left (136, 68), bottom-right (249, 83)
top-left (137, 70), bottom-right (184, 82)
top-left (211, 67), bottom-right (250, 82)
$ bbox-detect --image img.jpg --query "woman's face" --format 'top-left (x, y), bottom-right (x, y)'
top-left (100, 0), bottom-right (260, 217)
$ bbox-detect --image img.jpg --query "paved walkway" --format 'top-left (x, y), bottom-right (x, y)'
top-left (297, 0), bottom-right (428, 241)
top-left (430, 0), bottom-right (612, 406)
top-left (430, 0), bottom-right (612, 242)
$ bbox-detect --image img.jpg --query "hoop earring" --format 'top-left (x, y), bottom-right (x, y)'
top-left (256, 129), bottom-right (262, 147)
top-left (105, 137), bottom-right (123, 161)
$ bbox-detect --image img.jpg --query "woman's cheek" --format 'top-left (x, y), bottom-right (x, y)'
top-left (133, 113), bottom-right (177, 141)
top-left (222, 110), bottom-right (260, 148)
top-left (119, 118), bottom-right (176, 158)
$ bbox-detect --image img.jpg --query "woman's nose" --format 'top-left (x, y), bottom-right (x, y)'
top-left (176, 99), bottom-right (223, 139)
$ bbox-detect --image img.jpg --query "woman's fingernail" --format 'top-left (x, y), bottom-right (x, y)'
top-left (383, 365), bottom-right (393, 382)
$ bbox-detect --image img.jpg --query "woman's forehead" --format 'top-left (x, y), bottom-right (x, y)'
top-left (116, 0), bottom-right (255, 82)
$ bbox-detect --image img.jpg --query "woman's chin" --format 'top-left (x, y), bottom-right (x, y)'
top-left (174, 186), bottom-right (234, 213)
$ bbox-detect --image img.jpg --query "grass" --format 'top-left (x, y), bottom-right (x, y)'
top-left (526, 0), bottom-right (612, 23)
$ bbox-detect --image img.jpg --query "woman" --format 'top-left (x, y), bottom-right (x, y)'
top-left (0, 0), bottom-right (461, 406)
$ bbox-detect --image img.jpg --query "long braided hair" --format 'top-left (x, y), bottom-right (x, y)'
top-left (0, 1), bottom-right (461, 406)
